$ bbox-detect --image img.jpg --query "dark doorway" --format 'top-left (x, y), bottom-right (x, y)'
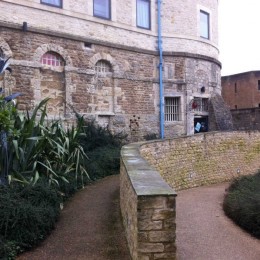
top-left (194, 116), bottom-right (208, 133)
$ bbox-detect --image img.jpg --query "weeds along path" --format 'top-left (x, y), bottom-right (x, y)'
top-left (17, 175), bottom-right (131, 260)
top-left (176, 183), bottom-right (260, 260)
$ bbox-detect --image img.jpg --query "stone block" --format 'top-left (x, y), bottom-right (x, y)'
top-left (138, 196), bottom-right (167, 210)
top-left (138, 220), bottom-right (163, 231)
top-left (138, 242), bottom-right (164, 253)
top-left (154, 252), bottom-right (176, 259)
top-left (152, 209), bottom-right (175, 221)
top-left (148, 231), bottom-right (175, 242)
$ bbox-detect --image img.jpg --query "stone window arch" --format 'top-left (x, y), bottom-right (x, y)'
top-left (95, 59), bottom-right (112, 74)
top-left (41, 51), bottom-right (65, 67)
top-left (40, 51), bottom-right (65, 117)
top-left (33, 44), bottom-right (72, 120)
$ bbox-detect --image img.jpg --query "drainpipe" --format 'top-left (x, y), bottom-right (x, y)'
top-left (157, 0), bottom-right (164, 139)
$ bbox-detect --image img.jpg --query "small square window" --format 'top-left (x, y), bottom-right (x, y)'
top-left (41, 0), bottom-right (62, 8)
top-left (137, 0), bottom-right (151, 29)
top-left (93, 0), bottom-right (111, 20)
top-left (165, 97), bottom-right (181, 121)
top-left (200, 10), bottom-right (210, 39)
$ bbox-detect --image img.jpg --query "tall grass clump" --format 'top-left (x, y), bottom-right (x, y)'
top-left (5, 98), bottom-right (89, 193)
top-left (223, 172), bottom-right (260, 238)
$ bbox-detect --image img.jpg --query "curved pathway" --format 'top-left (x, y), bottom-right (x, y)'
top-left (176, 183), bottom-right (260, 260)
top-left (17, 175), bottom-right (131, 260)
top-left (17, 176), bottom-right (260, 260)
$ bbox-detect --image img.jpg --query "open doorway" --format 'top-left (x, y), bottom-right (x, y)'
top-left (194, 116), bottom-right (208, 133)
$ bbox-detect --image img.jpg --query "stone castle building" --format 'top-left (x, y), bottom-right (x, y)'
top-left (0, 0), bottom-right (223, 140)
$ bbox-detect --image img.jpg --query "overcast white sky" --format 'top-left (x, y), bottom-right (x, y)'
top-left (219, 0), bottom-right (260, 76)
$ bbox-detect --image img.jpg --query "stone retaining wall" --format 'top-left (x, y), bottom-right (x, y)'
top-left (120, 143), bottom-right (177, 260)
top-left (120, 131), bottom-right (260, 259)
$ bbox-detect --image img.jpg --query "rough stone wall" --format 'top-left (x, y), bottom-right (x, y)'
top-left (140, 131), bottom-right (260, 191)
top-left (120, 143), bottom-right (177, 260)
top-left (210, 93), bottom-right (234, 131)
top-left (0, 0), bottom-right (218, 56)
top-left (120, 131), bottom-right (259, 259)
top-left (0, 27), bottom-right (161, 138)
top-left (0, 25), bottom-right (222, 140)
top-left (231, 108), bottom-right (260, 131)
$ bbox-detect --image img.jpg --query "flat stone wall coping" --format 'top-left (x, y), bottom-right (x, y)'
top-left (121, 143), bottom-right (177, 197)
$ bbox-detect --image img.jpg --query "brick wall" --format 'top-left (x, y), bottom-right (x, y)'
top-left (222, 71), bottom-right (260, 109)
top-left (120, 131), bottom-right (260, 259)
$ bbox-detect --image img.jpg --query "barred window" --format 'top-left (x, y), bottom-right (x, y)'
top-left (165, 97), bottom-right (181, 121)
top-left (193, 97), bottom-right (209, 112)
top-left (95, 60), bottom-right (112, 73)
top-left (41, 52), bottom-right (64, 66)
top-left (201, 98), bottom-right (208, 111)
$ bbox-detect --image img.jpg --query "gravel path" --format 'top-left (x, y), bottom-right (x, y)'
top-left (176, 183), bottom-right (260, 260)
top-left (17, 177), bottom-right (260, 260)
top-left (17, 175), bottom-right (131, 260)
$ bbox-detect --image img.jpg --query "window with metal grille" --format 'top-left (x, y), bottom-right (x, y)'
top-left (193, 97), bottom-right (209, 112)
top-left (165, 97), bottom-right (181, 121)
top-left (95, 60), bottom-right (112, 73)
top-left (201, 98), bottom-right (208, 111)
top-left (41, 52), bottom-right (64, 66)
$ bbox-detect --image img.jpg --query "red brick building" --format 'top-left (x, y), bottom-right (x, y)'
top-left (222, 71), bottom-right (260, 109)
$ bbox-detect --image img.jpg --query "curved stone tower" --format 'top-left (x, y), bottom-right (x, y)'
top-left (0, 0), bottom-right (221, 139)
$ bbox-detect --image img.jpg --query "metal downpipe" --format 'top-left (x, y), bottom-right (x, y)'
top-left (157, 0), bottom-right (164, 139)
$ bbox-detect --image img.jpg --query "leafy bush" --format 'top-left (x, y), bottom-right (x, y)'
top-left (223, 172), bottom-right (260, 238)
top-left (78, 119), bottom-right (127, 180)
top-left (0, 181), bottom-right (61, 259)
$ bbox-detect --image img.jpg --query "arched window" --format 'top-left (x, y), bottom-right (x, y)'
top-left (41, 52), bottom-right (64, 66)
top-left (95, 60), bottom-right (112, 73)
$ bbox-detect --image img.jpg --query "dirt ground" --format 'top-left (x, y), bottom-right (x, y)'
top-left (17, 175), bottom-right (131, 260)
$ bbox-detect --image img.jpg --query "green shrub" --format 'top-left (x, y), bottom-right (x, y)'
top-left (78, 119), bottom-right (127, 180)
top-left (143, 133), bottom-right (158, 140)
top-left (0, 181), bottom-right (61, 259)
top-left (223, 172), bottom-right (260, 238)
